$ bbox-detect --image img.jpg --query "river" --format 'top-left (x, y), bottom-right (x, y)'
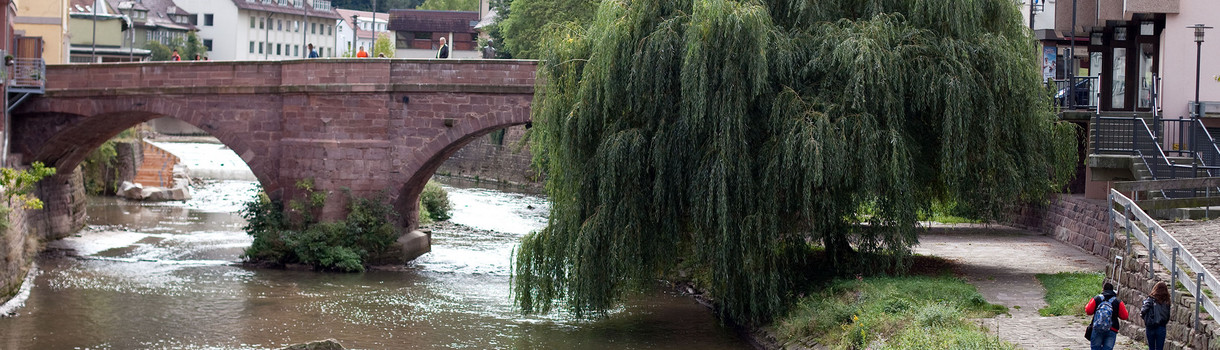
top-left (0, 142), bottom-right (748, 349)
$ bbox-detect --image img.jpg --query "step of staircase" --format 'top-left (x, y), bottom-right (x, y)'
top-left (132, 142), bottom-right (181, 188)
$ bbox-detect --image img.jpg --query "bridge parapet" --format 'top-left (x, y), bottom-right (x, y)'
top-left (43, 59), bottom-right (537, 96)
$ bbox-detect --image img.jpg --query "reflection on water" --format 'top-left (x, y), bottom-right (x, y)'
top-left (0, 177), bottom-right (746, 349)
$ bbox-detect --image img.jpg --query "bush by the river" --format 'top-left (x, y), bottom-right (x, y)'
top-left (242, 179), bottom-right (453, 272)
top-left (419, 181), bottom-right (452, 224)
top-left (773, 267), bottom-right (1011, 349)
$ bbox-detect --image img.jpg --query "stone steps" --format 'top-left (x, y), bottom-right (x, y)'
top-left (132, 142), bottom-right (180, 188)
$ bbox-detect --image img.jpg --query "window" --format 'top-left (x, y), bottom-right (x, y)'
top-left (205, 14), bottom-right (214, 26)
top-left (311, 23), bottom-right (317, 34)
top-left (250, 16), bottom-right (256, 28)
top-left (204, 39), bottom-right (213, 51)
top-left (294, 45), bottom-right (300, 56)
top-left (250, 41), bottom-right (255, 53)
top-left (329, 25), bottom-right (333, 35)
top-left (259, 42), bottom-right (264, 54)
top-left (294, 21), bottom-right (300, 32)
top-left (259, 17), bottom-right (264, 29)
top-left (278, 20), bottom-right (283, 31)
top-left (278, 44), bottom-right (283, 55)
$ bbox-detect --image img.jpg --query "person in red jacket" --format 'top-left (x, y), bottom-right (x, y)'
top-left (1086, 282), bottom-right (1129, 350)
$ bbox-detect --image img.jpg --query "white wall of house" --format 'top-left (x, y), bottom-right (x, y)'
top-left (1020, 0), bottom-right (1056, 31)
top-left (1162, 0), bottom-right (1220, 119)
top-left (395, 47), bottom-right (480, 59)
top-left (176, 1), bottom-right (339, 60)
top-left (335, 14), bottom-right (386, 56)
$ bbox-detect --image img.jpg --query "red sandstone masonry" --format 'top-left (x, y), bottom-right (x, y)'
top-left (15, 59), bottom-right (536, 230)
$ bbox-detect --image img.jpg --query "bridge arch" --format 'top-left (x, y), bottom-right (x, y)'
top-left (13, 100), bottom-right (282, 195)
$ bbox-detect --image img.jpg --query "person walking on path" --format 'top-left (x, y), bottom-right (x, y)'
top-left (1087, 282), bottom-right (1130, 350)
top-left (356, 46), bottom-right (369, 58)
top-left (308, 43), bottom-right (319, 58)
top-left (1141, 282), bottom-right (1171, 350)
top-left (171, 49), bottom-right (181, 61)
top-left (436, 37), bottom-right (449, 59)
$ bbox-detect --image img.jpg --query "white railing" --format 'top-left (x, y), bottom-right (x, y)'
top-left (1110, 187), bottom-right (1220, 329)
top-left (9, 58), bottom-right (45, 92)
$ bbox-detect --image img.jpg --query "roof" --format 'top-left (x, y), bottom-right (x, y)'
top-left (231, 0), bottom-right (342, 20)
top-left (108, 0), bottom-right (197, 31)
top-left (70, 0), bottom-right (116, 14)
top-left (335, 8), bottom-right (389, 40)
top-left (389, 9), bottom-right (478, 34)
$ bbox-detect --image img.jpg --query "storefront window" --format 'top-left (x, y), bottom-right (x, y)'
top-left (1112, 48), bottom-right (1126, 109)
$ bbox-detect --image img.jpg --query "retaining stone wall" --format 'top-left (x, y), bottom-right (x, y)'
top-left (0, 200), bottom-right (35, 303)
top-left (1009, 194), bottom-right (1113, 257)
top-left (435, 125), bottom-right (539, 188)
top-left (1010, 194), bottom-right (1219, 349)
top-left (1109, 234), bottom-right (1219, 350)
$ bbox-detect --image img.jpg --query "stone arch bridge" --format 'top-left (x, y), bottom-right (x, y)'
top-left (12, 59), bottom-right (536, 259)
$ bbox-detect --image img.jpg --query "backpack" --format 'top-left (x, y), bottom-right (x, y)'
top-left (1093, 295), bottom-right (1118, 332)
top-left (1142, 297), bottom-right (1170, 327)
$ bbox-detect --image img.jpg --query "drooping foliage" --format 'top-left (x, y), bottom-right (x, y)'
top-left (493, 0), bottom-right (600, 58)
top-left (515, 0), bottom-right (1078, 325)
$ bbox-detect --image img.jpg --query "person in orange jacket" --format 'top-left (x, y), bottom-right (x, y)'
top-left (1086, 282), bottom-right (1129, 350)
top-left (356, 46), bottom-right (369, 58)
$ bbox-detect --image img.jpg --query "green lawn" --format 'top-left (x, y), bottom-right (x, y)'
top-left (772, 269), bottom-right (1013, 349)
top-left (1036, 272), bottom-right (1104, 317)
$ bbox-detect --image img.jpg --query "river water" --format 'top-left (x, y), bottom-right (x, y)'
top-left (0, 142), bottom-right (747, 349)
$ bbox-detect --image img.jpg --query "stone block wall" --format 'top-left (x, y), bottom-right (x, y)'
top-left (1009, 194), bottom-right (1114, 257)
top-left (0, 200), bottom-right (36, 303)
top-left (1010, 193), bottom-right (1219, 349)
top-left (1108, 234), bottom-right (1219, 350)
top-left (435, 125), bottom-right (539, 188)
top-left (32, 169), bottom-right (88, 241)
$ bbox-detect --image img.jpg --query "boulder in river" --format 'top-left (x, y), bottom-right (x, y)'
top-left (281, 339), bottom-right (345, 350)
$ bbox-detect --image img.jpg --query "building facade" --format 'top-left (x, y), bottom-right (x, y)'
top-left (69, 0), bottom-right (151, 62)
top-left (388, 9), bottom-right (478, 59)
top-left (13, 0), bottom-right (69, 64)
top-left (334, 8), bottom-right (387, 56)
top-left (175, 0), bottom-right (340, 60)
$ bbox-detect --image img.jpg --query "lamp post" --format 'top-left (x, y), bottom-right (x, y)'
top-left (1190, 24), bottom-right (1213, 120)
top-left (351, 14), bottom-right (359, 55)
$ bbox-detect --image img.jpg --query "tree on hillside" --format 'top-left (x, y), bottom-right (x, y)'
top-left (514, 0), bottom-right (1078, 326)
top-left (493, 0), bottom-right (597, 59)
top-left (417, 0), bottom-right (477, 11)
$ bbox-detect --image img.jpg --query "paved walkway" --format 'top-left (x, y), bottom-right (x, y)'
top-left (1163, 220), bottom-right (1220, 275)
top-left (914, 224), bottom-right (1142, 350)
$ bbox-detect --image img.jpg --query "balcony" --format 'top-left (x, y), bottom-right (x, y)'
top-left (1053, 76), bottom-right (1100, 111)
top-left (8, 58), bottom-right (45, 94)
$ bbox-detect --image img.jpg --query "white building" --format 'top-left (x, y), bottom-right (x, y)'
top-left (174, 0), bottom-right (341, 60)
top-left (335, 8), bottom-right (388, 56)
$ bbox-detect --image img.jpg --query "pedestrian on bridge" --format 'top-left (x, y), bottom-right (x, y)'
top-left (437, 37), bottom-right (449, 59)
top-left (1141, 281), bottom-right (1171, 350)
top-left (1086, 282), bottom-right (1129, 350)
top-left (357, 46), bottom-right (369, 58)
top-left (308, 44), bottom-right (319, 58)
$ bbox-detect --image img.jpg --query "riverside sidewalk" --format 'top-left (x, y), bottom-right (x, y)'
top-left (914, 224), bottom-right (1142, 350)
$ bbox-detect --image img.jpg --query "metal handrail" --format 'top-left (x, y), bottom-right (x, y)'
top-left (8, 58), bottom-right (46, 92)
top-left (1110, 189), bottom-right (1220, 329)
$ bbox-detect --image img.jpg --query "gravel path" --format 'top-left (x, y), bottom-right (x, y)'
top-left (914, 224), bottom-right (1143, 350)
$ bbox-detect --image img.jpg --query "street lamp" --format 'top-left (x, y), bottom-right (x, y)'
top-left (1190, 24), bottom-right (1213, 120)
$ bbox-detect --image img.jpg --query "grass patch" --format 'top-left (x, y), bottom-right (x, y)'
top-left (1036, 271), bottom-right (1103, 317)
top-left (918, 200), bottom-right (982, 224)
top-left (773, 271), bottom-right (1011, 349)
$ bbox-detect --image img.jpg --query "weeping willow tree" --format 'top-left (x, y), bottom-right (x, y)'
top-left (514, 0), bottom-right (1078, 325)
